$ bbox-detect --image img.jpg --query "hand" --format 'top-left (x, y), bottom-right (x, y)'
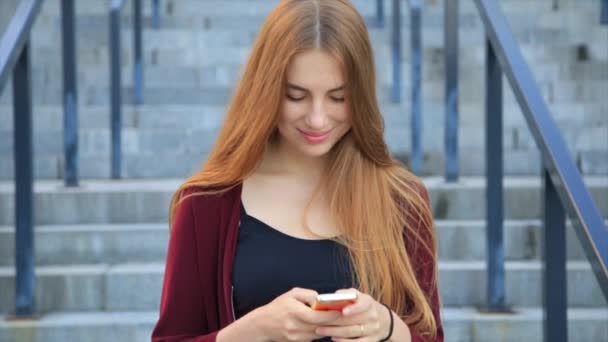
top-left (314, 288), bottom-right (392, 342)
top-left (253, 287), bottom-right (343, 342)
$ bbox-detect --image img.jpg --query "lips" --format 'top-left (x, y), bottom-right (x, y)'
top-left (298, 128), bottom-right (333, 144)
top-left (298, 129), bottom-right (332, 137)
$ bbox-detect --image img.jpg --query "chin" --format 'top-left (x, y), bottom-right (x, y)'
top-left (287, 135), bottom-right (337, 157)
top-left (301, 145), bottom-right (334, 157)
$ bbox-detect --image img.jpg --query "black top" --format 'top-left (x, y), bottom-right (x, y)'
top-left (233, 200), bottom-right (353, 341)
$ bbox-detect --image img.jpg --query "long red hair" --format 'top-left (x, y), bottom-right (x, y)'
top-left (169, 0), bottom-right (438, 338)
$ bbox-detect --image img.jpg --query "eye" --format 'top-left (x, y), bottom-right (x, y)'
top-left (287, 94), bottom-right (305, 102)
top-left (331, 97), bottom-right (345, 103)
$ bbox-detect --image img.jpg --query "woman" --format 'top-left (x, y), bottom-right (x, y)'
top-left (151, 0), bottom-right (443, 341)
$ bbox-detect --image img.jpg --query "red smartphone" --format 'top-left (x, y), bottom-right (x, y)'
top-left (311, 292), bottom-right (358, 311)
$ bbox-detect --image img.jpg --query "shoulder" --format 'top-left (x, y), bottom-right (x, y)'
top-left (172, 183), bottom-right (240, 234)
top-left (178, 183), bottom-right (240, 211)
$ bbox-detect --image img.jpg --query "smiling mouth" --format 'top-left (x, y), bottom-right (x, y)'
top-left (298, 129), bottom-right (333, 137)
top-left (297, 128), bottom-right (333, 144)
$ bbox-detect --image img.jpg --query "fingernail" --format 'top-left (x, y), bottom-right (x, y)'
top-left (343, 308), bottom-right (351, 315)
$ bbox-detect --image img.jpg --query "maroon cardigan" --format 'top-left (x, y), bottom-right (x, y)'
top-left (151, 182), bottom-right (444, 341)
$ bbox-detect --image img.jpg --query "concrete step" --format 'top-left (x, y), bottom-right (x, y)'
top-left (0, 148), bottom-right (606, 180)
top-left (0, 307), bottom-right (606, 342)
top-left (0, 261), bottom-right (605, 314)
top-left (3, 122), bottom-right (604, 158)
top-left (4, 72), bottom-right (606, 105)
top-left (27, 20), bottom-right (603, 54)
top-left (1, 101), bottom-right (604, 132)
top-left (0, 177), bottom-right (605, 225)
top-left (0, 220), bottom-right (604, 267)
top-left (1, 59), bottom-right (605, 107)
top-left (30, 0), bottom-right (604, 35)
top-left (8, 59), bottom-right (598, 95)
top-left (12, 34), bottom-right (604, 73)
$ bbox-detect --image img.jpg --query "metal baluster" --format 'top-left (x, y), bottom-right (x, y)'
top-left (134, 0), bottom-right (143, 104)
top-left (485, 38), bottom-right (507, 311)
top-left (410, 0), bottom-right (423, 175)
top-left (543, 170), bottom-right (567, 342)
top-left (390, 0), bottom-right (401, 103)
top-left (13, 42), bottom-right (35, 317)
top-left (110, 0), bottom-right (123, 179)
top-left (61, 0), bottom-right (78, 187)
top-left (444, 0), bottom-right (459, 181)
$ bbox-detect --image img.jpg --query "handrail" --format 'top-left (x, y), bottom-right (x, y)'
top-left (467, 0), bottom-right (607, 340)
top-left (0, 0), bottom-right (43, 318)
top-left (0, 0), bottom-right (42, 94)
top-left (474, 0), bottom-right (607, 291)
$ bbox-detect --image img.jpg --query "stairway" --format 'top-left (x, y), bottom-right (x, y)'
top-left (0, 0), bottom-right (606, 341)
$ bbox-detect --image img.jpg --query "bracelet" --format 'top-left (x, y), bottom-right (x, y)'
top-left (379, 303), bottom-right (394, 342)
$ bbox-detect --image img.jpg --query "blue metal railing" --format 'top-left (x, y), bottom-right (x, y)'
top-left (153, 0), bottom-right (162, 29)
top-left (444, 0), bottom-right (458, 181)
top-left (110, 0), bottom-right (124, 179)
top-left (375, 0), bottom-right (384, 28)
top-left (409, 0), bottom-right (423, 176)
top-left (61, 0), bottom-right (79, 187)
top-left (441, 1), bottom-right (608, 340)
top-left (0, 0), bottom-right (43, 317)
top-left (0, 0), bottom-right (149, 317)
top-left (387, 0), bottom-right (424, 175)
top-left (390, 0), bottom-right (401, 104)
top-left (109, 0), bottom-right (144, 179)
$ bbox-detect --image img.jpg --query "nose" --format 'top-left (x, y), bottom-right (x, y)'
top-left (304, 98), bottom-right (329, 130)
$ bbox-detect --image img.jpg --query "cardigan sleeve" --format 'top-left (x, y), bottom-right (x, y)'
top-left (408, 184), bottom-right (444, 342)
top-left (151, 191), bottom-right (220, 342)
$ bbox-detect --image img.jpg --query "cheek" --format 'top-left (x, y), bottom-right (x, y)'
top-left (334, 106), bottom-right (352, 126)
top-left (279, 101), bottom-right (304, 124)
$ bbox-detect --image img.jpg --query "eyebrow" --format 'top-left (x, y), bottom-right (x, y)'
top-left (287, 83), bottom-right (345, 93)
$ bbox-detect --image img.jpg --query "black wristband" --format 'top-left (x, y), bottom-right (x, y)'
top-left (379, 303), bottom-right (394, 342)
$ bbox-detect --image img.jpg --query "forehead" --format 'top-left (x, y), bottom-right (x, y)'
top-left (285, 50), bottom-right (344, 90)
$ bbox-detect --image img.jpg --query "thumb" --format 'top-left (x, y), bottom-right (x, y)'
top-left (289, 287), bottom-right (318, 306)
top-left (335, 288), bottom-right (359, 295)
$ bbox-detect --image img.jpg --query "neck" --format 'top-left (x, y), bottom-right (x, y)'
top-left (263, 140), bottom-right (327, 184)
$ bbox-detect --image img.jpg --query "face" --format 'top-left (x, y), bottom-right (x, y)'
top-left (275, 49), bottom-right (352, 158)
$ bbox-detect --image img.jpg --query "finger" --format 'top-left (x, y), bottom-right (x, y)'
top-left (295, 305), bottom-right (342, 324)
top-left (315, 324), bottom-right (365, 339)
top-left (335, 288), bottom-right (359, 294)
top-left (289, 287), bottom-right (318, 306)
top-left (342, 295), bottom-right (372, 316)
top-left (317, 310), bottom-right (367, 326)
top-left (331, 338), bottom-right (374, 342)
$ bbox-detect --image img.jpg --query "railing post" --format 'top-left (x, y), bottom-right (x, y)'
top-left (13, 42), bottom-right (35, 317)
top-left (410, 0), bottom-right (423, 175)
top-left (110, 1), bottom-right (122, 179)
top-left (61, 0), bottom-right (78, 187)
top-left (134, 0), bottom-right (143, 104)
top-left (152, 0), bottom-right (161, 29)
top-left (543, 169), bottom-right (567, 342)
top-left (485, 38), bottom-right (507, 311)
top-left (376, 0), bottom-right (384, 28)
top-left (390, 0), bottom-right (401, 103)
top-left (444, 0), bottom-right (459, 182)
